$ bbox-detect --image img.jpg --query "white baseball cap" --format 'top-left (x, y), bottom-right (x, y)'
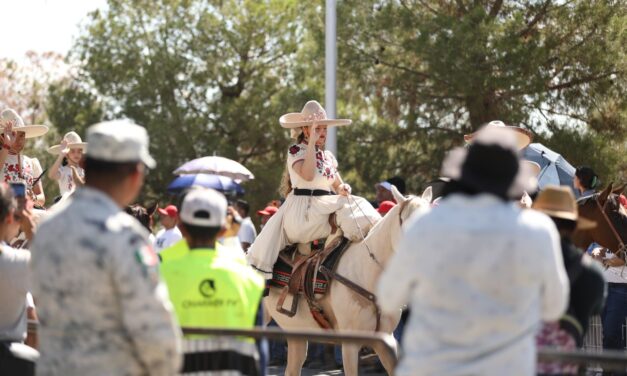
top-left (180, 188), bottom-right (227, 227)
top-left (86, 119), bottom-right (156, 168)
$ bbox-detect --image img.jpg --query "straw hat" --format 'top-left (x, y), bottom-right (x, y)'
top-left (280, 101), bottom-right (351, 138)
top-left (523, 160), bottom-right (541, 177)
top-left (0, 109), bottom-right (49, 138)
top-left (47, 131), bottom-right (88, 155)
top-left (464, 120), bottom-right (532, 150)
top-left (442, 127), bottom-right (537, 200)
top-left (532, 185), bottom-right (596, 230)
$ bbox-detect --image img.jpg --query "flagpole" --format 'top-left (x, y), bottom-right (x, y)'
top-left (325, 0), bottom-right (337, 156)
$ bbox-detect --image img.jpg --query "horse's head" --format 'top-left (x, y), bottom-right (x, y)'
top-left (386, 185), bottom-right (432, 245)
top-left (574, 182), bottom-right (627, 253)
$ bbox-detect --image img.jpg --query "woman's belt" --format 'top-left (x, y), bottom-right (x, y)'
top-left (293, 188), bottom-right (334, 196)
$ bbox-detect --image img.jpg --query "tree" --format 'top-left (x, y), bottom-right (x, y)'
top-left (68, 0), bottom-right (315, 210)
top-left (327, 0), bottom-right (626, 191)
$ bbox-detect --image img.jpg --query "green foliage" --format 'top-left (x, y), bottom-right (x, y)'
top-left (69, 0), bottom-right (312, 212)
top-left (41, 0), bottom-right (625, 209)
top-left (329, 0), bottom-right (627, 192)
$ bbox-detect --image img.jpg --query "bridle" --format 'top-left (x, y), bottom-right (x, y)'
top-left (593, 195), bottom-right (627, 260)
top-left (347, 195), bottom-right (415, 269)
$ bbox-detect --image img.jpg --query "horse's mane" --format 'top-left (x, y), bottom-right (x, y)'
top-left (363, 195), bottom-right (427, 241)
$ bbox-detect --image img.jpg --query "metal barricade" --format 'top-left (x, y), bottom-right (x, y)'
top-left (181, 327), bottom-right (396, 374)
top-left (181, 325), bottom-right (627, 374)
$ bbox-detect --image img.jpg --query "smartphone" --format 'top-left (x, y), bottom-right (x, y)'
top-left (10, 182), bottom-right (26, 212)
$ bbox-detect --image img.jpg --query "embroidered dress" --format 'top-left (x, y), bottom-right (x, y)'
top-left (2, 154), bottom-right (42, 189)
top-left (55, 165), bottom-right (85, 196)
top-left (247, 143), bottom-right (380, 278)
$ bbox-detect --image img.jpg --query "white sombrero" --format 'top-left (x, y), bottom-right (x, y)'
top-left (464, 120), bottom-right (532, 150)
top-left (0, 109), bottom-right (49, 138)
top-left (280, 100), bottom-right (352, 129)
top-left (47, 131), bottom-right (88, 155)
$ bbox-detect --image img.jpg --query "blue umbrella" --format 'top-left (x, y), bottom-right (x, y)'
top-left (522, 143), bottom-right (577, 194)
top-left (167, 173), bottom-right (244, 195)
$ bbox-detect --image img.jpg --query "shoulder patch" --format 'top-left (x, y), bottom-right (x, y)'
top-left (135, 244), bottom-right (159, 267)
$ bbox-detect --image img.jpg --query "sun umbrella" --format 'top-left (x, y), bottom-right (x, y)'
top-left (166, 173), bottom-right (244, 195)
top-left (174, 156), bottom-right (255, 181)
top-left (522, 143), bottom-right (577, 194)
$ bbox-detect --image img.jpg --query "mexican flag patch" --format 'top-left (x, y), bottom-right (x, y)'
top-left (135, 244), bottom-right (158, 267)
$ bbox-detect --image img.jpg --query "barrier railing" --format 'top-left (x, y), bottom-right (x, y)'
top-left (182, 326), bottom-right (627, 372)
top-left (182, 326), bottom-right (396, 364)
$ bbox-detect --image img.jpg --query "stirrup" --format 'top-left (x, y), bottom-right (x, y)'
top-left (276, 286), bottom-right (299, 317)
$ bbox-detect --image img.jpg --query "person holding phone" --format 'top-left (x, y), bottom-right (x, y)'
top-left (0, 182), bottom-right (38, 376)
top-left (0, 109), bottom-right (48, 208)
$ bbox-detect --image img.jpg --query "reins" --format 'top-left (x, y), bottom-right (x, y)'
top-left (346, 194), bottom-right (411, 269)
top-left (346, 194), bottom-right (384, 269)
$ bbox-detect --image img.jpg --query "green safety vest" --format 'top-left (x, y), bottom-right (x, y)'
top-left (160, 248), bottom-right (264, 333)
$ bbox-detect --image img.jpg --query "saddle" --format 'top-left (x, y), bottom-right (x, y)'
top-left (270, 237), bottom-right (351, 329)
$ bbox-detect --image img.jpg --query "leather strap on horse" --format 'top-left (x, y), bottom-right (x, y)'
top-left (328, 213), bottom-right (338, 235)
top-left (319, 265), bottom-right (381, 332)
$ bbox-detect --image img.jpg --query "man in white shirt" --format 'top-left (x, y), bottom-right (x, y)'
top-left (378, 126), bottom-right (569, 376)
top-left (235, 199), bottom-right (257, 252)
top-left (154, 204), bottom-right (183, 253)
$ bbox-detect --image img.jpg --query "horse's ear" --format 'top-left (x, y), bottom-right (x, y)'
top-left (599, 182), bottom-right (613, 205)
top-left (391, 185), bottom-right (406, 203)
top-left (421, 186), bottom-right (433, 203)
top-left (146, 202), bottom-right (159, 216)
top-left (612, 183), bottom-right (627, 195)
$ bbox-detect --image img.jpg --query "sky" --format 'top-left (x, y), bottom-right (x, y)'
top-left (0, 0), bottom-right (108, 60)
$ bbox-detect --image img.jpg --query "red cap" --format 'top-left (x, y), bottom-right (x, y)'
top-left (377, 201), bottom-right (396, 215)
top-left (157, 205), bottom-right (178, 218)
top-left (257, 206), bottom-right (278, 216)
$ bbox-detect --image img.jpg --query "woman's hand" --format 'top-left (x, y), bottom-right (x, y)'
top-left (2, 122), bottom-right (15, 150)
top-left (59, 139), bottom-right (70, 156)
top-left (338, 183), bottom-right (352, 196)
top-left (308, 123), bottom-right (321, 145)
top-left (603, 256), bottom-right (625, 268)
top-left (19, 205), bottom-right (36, 241)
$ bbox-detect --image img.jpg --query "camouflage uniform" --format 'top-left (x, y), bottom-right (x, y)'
top-left (31, 187), bottom-right (181, 375)
top-left (30, 119), bottom-right (181, 375)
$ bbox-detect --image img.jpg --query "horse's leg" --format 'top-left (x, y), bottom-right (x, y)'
top-left (372, 338), bottom-right (398, 375)
top-left (341, 343), bottom-right (360, 376)
top-left (285, 339), bottom-right (307, 376)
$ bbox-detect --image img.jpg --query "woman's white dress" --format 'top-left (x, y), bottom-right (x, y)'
top-left (247, 143), bottom-right (380, 278)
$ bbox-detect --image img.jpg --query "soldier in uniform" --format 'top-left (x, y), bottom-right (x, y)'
top-left (30, 120), bottom-right (182, 375)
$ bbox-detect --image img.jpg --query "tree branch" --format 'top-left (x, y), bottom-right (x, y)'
top-left (517, 0), bottom-right (552, 39)
top-left (547, 72), bottom-right (618, 92)
top-left (488, 0), bottom-right (503, 18)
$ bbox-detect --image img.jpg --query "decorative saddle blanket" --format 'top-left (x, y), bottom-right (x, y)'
top-left (268, 237), bottom-right (351, 295)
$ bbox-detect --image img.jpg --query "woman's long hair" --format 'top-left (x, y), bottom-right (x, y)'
top-left (279, 130), bottom-right (307, 197)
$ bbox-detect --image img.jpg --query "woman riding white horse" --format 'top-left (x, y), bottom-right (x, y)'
top-left (247, 101), bottom-right (380, 278)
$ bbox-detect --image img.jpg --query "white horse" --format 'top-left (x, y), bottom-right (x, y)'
top-left (265, 186), bottom-right (432, 376)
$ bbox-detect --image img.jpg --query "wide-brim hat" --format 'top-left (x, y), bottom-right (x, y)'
top-left (523, 160), bottom-right (541, 177)
top-left (0, 109), bottom-right (48, 138)
top-left (280, 100), bottom-right (352, 129)
top-left (442, 126), bottom-right (537, 199)
top-left (532, 185), bottom-right (596, 230)
top-left (47, 131), bottom-right (88, 155)
top-left (464, 121), bottom-right (532, 150)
